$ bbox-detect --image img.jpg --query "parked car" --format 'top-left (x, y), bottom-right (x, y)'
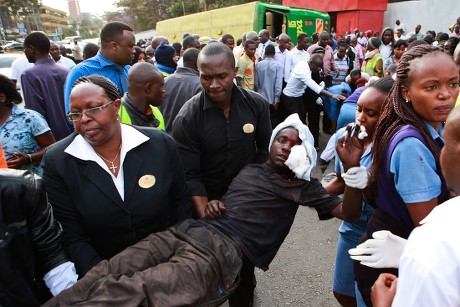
top-left (3, 42), bottom-right (24, 53)
top-left (0, 53), bottom-right (22, 90)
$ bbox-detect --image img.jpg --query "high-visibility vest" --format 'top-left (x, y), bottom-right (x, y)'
top-left (119, 104), bottom-right (165, 130)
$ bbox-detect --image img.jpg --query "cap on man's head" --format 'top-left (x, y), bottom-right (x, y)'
top-left (365, 30), bottom-right (373, 36)
top-left (198, 36), bottom-right (212, 46)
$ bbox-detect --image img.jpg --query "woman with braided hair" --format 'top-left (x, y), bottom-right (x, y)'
top-left (42, 74), bottom-right (192, 277)
top-left (344, 44), bottom-right (459, 306)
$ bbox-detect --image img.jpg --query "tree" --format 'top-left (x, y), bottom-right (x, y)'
top-left (0, 0), bottom-right (39, 15)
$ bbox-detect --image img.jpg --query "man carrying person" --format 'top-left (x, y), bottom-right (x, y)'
top-left (44, 114), bottom-right (364, 307)
top-left (172, 43), bottom-right (271, 306)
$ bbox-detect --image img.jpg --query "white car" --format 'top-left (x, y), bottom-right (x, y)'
top-left (0, 53), bottom-right (21, 81)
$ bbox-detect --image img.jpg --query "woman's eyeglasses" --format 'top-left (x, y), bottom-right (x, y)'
top-left (67, 100), bottom-right (114, 121)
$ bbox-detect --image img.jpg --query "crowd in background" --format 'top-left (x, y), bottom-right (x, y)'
top-left (1, 15), bottom-right (460, 307)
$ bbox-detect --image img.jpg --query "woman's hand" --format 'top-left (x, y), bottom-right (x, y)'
top-left (204, 200), bottom-right (226, 219)
top-left (336, 123), bottom-right (365, 172)
top-left (7, 152), bottom-right (30, 169)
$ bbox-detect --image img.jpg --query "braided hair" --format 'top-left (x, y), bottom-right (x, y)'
top-left (71, 74), bottom-right (121, 101)
top-left (370, 44), bottom-right (446, 191)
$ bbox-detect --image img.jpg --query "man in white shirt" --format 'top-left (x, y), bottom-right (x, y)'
top-left (281, 54), bottom-right (345, 125)
top-left (274, 33), bottom-right (291, 83)
top-left (284, 33), bottom-right (310, 81)
top-left (50, 41), bottom-right (75, 70)
top-left (394, 20), bottom-right (405, 34)
top-left (10, 55), bottom-right (34, 103)
top-left (257, 29), bottom-right (275, 61)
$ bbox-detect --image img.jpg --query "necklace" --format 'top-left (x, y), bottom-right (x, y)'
top-left (95, 143), bottom-right (122, 174)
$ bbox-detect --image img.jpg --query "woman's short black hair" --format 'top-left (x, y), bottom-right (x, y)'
top-left (0, 74), bottom-right (22, 105)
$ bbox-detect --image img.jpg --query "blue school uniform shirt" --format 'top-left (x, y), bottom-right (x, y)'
top-left (390, 121), bottom-right (443, 204)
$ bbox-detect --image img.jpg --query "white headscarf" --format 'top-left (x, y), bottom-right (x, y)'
top-left (268, 113), bottom-right (317, 181)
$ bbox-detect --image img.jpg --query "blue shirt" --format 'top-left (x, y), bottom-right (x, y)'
top-left (335, 125), bottom-right (374, 234)
top-left (255, 58), bottom-right (283, 104)
top-left (390, 121), bottom-right (443, 204)
top-left (64, 51), bottom-right (130, 114)
top-left (0, 105), bottom-right (50, 176)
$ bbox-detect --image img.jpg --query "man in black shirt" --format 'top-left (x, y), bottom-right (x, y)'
top-left (173, 43), bottom-right (272, 216)
top-left (45, 118), bottom-right (363, 307)
top-left (173, 44), bottom-right (272, 305)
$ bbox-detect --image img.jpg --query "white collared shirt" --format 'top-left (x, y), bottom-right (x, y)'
top-left (64, 124), bottom-right (149, 200)
top-left (284, 47), bottom-right (311, 81)
top-left (56, 56), bottom-right (76, 70)
top-left (283, 60), bottom-right (323, 98)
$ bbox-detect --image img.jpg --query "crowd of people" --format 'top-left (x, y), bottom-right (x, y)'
top-left (0, 16), bottom-right (460, 307)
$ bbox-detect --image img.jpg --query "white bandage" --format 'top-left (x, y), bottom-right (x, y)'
top-left (358, 125), bottom-right (368, 140)
top-left (284, 144), bottom-right (311, 180)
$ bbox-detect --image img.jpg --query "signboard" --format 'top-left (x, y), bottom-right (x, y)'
top-left (18, 22), bottom-right (26, 35)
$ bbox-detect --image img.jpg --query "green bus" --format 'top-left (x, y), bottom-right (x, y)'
top-left (156, 1), bottom-right (330, 44)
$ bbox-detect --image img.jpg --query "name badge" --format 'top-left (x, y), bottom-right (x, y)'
top-left (243, 123), bottom-right (254, 134)
top-left (138, 175), bottom-right (156, 189)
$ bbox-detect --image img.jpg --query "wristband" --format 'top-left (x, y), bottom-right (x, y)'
top-left (27, 154), bottom-right (33, 164)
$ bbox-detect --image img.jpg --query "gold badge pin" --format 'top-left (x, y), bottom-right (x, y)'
top-left (242, 123), bottom-right (254, 134)
top-left (138, 175), bottom-right (156, 189)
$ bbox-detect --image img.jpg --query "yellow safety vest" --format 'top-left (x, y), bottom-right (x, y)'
top-left (119, 104), bottom-right (165, 130)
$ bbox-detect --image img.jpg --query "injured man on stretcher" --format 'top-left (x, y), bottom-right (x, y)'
top-left (45, 114), bottom-right (365, 307)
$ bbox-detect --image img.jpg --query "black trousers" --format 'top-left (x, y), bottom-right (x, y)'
top-left (228, 256), bottom-right (256, 307)
top-left (280, 93), bottom-right (306, 124)
top-left (303, 92), bottom-right (321, 147)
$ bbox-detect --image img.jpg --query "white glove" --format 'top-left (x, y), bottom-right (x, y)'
top-left (348, 230), bottom-right (407, 269)
top-left (319, 81), bottom-right (325, 88)
top-left (316, 97), bottom-right (323, 106)
top-left (341, 166), bottom-right (369, 189)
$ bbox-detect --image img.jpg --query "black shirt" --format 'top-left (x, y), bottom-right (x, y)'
top-left (172, 85), bottom-right (272, 200)
top-left (121, 93), bottom-right (160, 128)
top-left (206, 163), bottom-right (342, 270)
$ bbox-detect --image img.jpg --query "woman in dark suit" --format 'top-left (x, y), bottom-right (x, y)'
top-left (43, 75), bottom-right (192, 277)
